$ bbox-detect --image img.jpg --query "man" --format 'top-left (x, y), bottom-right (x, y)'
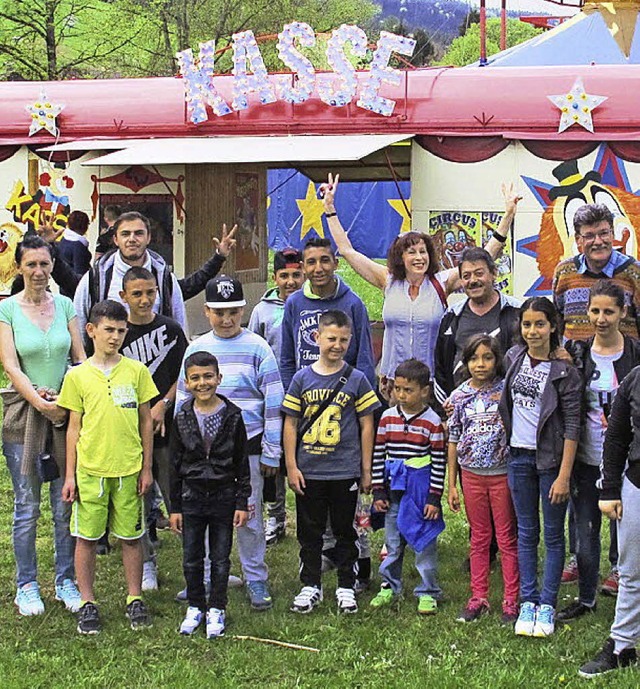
top-left (74, 212), bottom-right (187, 338)
top-left (553, 203), bottom-right (640, 341)
top-left (248, 248), bottom-right (304, 547)
top-left (280, 237), bottom-right (376, 391)
top-left (434, 246), bottom-right (520, 407)
top-left (95, 204), bottom-right (121, 260)
top-left (553, 203), bottom-right (640, 592)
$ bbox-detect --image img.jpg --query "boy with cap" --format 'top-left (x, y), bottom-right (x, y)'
top-left (176, 275), bottom-right (284, 611)
top-left (248, 248), bottom-right (304, 546)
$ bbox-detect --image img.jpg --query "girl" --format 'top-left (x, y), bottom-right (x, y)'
top-left (448, 334), bottom-right (519, 624)
top-left (499, 297), bottom-right (581, 637)
top-left (560, 281), bottom-right (640, 623)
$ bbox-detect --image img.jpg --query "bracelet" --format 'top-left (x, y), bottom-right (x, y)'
top-left (325, 212), bottom-right (337, 218)
top-left (493, 232), bottom-right (508, 244)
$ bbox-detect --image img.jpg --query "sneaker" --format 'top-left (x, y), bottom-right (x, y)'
top-left (228, 574), bottom-right (243, 589)
top-left (180, 606), bottom-right (204, 635)
top-left (126, 599), bottom-right (152, 630)
top-left (141, 561), bottom-right (159, 592)
top-left (206, 607), bottom-right (226, 638)
top-left (370, 585), bottom-right (395, 608)
top-left (601, 568), bottom-right (619, 597)
top-left (354, 578), bottom-right (371, 595)
top-left (501, 601), bottom-right (519, 625)
top-left (264, 517), bottom-right (286, 546)
top-left (55, 579), bottom-right (82, 613)
top-left (379, 544), bottom-right (388, 562)
top-left (417, 595), bottom-right (438, 615)
top-left (15, 582), bottom-right (45, 616)
top-left (175, 582), bottom-right (211, 602)
top-left (533, 604), bottom-right (555, 637)
top-left (291, 586), bottom-right (323, 614)
top-left (579, 638), bottom-right (638, 678)
top-left (557, 600), bottom-right (596, 623)
top-left (77, 602), bottom-right (101, 635)
top-left (561, 556), bottom-right (578, 584)
top-left (456, 597), bottom-right (489, 623)
top-left (246, 580), bottom-right (273, 611)
top-left (336, 587), bottom-right (358, 614)
top-left (515, 601), bottom-right (537, 636)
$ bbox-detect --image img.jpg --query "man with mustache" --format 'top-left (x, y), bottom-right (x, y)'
top-left (434, 247), bottom-right (520, 406)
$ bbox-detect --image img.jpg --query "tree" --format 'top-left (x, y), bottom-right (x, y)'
top-left (0, 0), bottom-right (133, 79)
top-left (458, 8), bottom-right (480, 37)
top-left (437, 17), bottom-right (541, 67)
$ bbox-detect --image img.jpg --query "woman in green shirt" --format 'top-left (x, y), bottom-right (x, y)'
top-left (0, 235), bottom-right (85, 617)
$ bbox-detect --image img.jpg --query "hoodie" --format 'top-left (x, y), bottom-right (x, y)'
top-left (247, 287), bottom-right (285, 360)
top-left (280, 277), bottom-right (376, 390)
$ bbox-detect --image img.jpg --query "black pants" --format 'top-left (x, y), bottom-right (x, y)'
top-left (296, 478), bottom-right (359, 589)
top-left (182, 484), bottom-right (235, 611)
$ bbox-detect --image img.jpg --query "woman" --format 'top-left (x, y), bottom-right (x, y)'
top-left (0, 235), bottom-right (85, 616)
top-left (320, 173), bottom-right (520, 398)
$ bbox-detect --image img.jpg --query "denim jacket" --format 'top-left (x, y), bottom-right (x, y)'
top-left (499, 344), bottom-right (582, 470)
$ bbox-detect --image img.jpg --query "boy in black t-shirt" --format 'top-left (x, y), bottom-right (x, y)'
top-left (120, 266), bottom-right (188, 590)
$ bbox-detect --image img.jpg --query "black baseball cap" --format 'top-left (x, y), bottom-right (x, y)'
top-left (274, 248), bottom-right (303, 273)
top-left (205, 275), bottom-right (246, 308)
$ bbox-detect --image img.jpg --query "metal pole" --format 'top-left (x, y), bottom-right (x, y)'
top-left (500, 0), bottom-right (507, 51)
top-left (480, 0), bottom-right (487, 66)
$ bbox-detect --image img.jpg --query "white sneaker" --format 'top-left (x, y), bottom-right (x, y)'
top-left (15, 582), bottom-right (45, 616)
top-left (206, 607), bottom-right (226, 638)
top-left (141, 561), bottom-right (159, 591)
top-left (290, 586), bottom-right (323, 614)
top-left (533, 604), bottom-right (555, 637)
top-left (264, 517), bottom-right (286, 546)
top-left (180, 606), bottom-right (204, 635)
top-left (336, 587), bottom-right (358, 614)
top-left (515, 601), bottom-right (537, 636)
top-left (228, 574), bottom-right (243, 588)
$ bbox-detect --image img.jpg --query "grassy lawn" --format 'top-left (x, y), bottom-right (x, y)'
top-left (0, 469), bottom-right (635, 689)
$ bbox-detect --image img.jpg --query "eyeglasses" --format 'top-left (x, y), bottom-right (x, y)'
top-left (579, 229), bottom-right (613, 242)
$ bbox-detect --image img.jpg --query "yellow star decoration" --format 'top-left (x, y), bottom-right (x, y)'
top-left (296, 181), bottom-right (326, 240)
top-left (388, 198), bottom-right (412, 234)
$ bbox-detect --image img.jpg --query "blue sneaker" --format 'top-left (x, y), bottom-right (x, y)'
top-left (15, 582), bottom-right (45, 616)
top-left (515, 601), bottom-right (537, 636)
top-left (206, 607), bottom-right (226, 638)
top-left (55, 579), bottom-right (82, 613)
top-left (533, 604), bottom-right (555, 637)
top-left (246, 580), bottom-right (273, 610)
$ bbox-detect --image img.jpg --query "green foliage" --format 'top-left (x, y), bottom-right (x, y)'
top-left (437, 17), bottom-right (542, 67)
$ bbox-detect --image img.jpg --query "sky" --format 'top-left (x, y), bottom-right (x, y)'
top-left (478, 0), bottom-right (580, 16)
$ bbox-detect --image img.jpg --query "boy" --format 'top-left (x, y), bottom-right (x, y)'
top-left (371, 359), bottom-right (446, 614)
top-left (176, 275), bottom-right (283, 611)
top-left (119, 266), bottom-right (188, 590)
top-left (169, 352), bottom-right (250, 638)
top-left (282, 310), bottom-right (380, 614)
top-left (59, 300), bottom-right (159, 634)
top-left (248, 248), bottom-right (304, 546)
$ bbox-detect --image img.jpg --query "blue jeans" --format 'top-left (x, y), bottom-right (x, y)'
top-left (507, 448), bottom-right (567, 608)
top-left (4, 441), bottom-right (75, 587)
top-left (378, 493), bottom-right (441, 598)
top-left (571, 462), bottom-right (601, 606)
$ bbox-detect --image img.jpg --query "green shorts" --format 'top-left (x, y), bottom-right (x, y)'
top-left (71, 468), bottom-right (145, 541)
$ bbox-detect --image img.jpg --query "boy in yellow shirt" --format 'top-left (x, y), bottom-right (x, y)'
top-left (59, 300), bottom-right (158, 635)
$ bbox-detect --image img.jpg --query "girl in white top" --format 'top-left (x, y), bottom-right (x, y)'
top-left (320, 173), bottom-right (519, 399)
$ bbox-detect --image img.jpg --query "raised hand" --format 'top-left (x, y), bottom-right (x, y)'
top-left (501, 182), bottom-right (523, 216)
top-left (213, 223), bottom-right (238, 257)
top-left (37, 220), bottom-right (63, 244)
top-left (318, 172), bottom-right (340, 214)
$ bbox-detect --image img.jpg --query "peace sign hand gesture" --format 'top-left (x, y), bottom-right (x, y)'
top-left (318, 173), bottom-right (340, 214)
top-left (213, 223), bottom-right (238, 258)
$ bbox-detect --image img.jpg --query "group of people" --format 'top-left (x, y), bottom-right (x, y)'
top-left (1, 178), bottom-right (640, 680)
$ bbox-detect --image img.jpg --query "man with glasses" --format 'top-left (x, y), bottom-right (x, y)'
top-left (553, 203), bottom-right (640, 341)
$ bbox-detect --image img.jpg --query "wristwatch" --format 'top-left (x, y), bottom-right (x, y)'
top-left (162, 398), bottom-right (172, 409)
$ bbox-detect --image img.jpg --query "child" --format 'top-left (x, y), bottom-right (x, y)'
top-left (176, 275), bottom-right (283, 611)
top-left (447, 334), bottom-right (519, 624)
top-left (370, 359), bottom-right (446, 615)
top-left (561, 281), bottom-right (640, 623)
top-left (248, 248), bottom-right (304, 546)
top-left (499, 297), bottom-right (581, 637)
top-left (169, 351), bottom-right (250, 638)
top-left (282, 309), bottom-right (379, 614)
top-left (59, 300), bottom-right (159, 635)
top-left (120, 266), bottom-right (188, 591)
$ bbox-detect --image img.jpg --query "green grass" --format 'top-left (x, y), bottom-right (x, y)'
top-left (0, 469), bottom-right (635, 689)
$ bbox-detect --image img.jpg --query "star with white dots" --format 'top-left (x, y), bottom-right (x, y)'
top-left (548, 77), bottom-right (607, 134)
top-left (25, 91), bottom-right (64, 137)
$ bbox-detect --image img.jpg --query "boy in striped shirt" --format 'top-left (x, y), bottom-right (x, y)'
top-left (371, 359), bottom-right (446, 615)
top-left (282, 310), bottom-right (380, 615)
